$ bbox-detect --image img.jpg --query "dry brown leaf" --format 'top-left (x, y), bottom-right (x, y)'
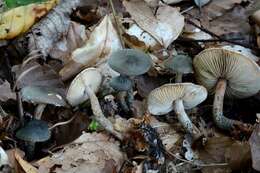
top-left (0, 80), bottom-right (16, 101)
top-left (249, 124), bottom-right (260, 171)
top-left (49, 21), bottom-right (87, 64)
top-left (198, 136), bottom-right (251, 173)
top-left (15, 151), bottom-right (38, 173)
top-left (193, 0), bottom-right (244, 20)
top-left (59, 15), bottom-right (122, 80)
top-left (36, 132), bottom-right (125, 173)
top-left (123, 0), bottom-right (184, 48)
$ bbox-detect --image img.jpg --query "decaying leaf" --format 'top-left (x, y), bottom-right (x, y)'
top-left (249, 124), bottom-right (260, 171)
top-left (0, 0), bottom-right (58, 39)
top-left (123, 0), bottom-right (184, 48)
top-left (59, 15), bottom-right (122, 80)
top-left (36, 132), bottom-right (125, 173)
top-left (0, 80), bottom-right (16, 101)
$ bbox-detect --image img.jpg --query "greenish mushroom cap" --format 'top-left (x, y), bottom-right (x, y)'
top-left (193, 48), bottom-right (260, 98)
top-left (108, 49), bottom-right (152, 76)
top-left (164, 54), bottom-right (193, 74)
top-left (109, 75), bottom-right (132, 91)
top-left (16, 120), bottom-right (50, 142)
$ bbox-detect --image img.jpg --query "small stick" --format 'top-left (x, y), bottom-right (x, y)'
top-left (49, 114), bottom-right (77, 130)
top-left (108, 0), bottom-right (125, 48)
top-left (186, 19), bottom-right (260, 51)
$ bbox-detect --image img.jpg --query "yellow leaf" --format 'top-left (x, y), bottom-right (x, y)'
top-left (0, 0), bottom-right (59, 40)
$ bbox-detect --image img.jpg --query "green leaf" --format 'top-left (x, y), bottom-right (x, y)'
top-left (88, 120), bottom-right (100, 131)
top-left (4, 0), bottom-right (47, 9)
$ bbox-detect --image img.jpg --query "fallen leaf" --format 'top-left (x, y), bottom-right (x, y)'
top-left (190, 0), bottom-right (244, 21)
top-left (0, 146), bottom-right (9, 166)
top-left (6, 149), bottom-right (25, 173)
top-left (198, 136), bottom-right (251, 173)
top-left (123, 0), bottom-right (184, 48)
top-left (59, 15), bottom-right (122, 80)
top-left (36, 132), bottom-right (125, 173)
top-left (0, 0), bottom-right (58, 39)
top-left (0, 80), bottom-right (16, 101)
top-left (249, 124), bottom-right (260, 171)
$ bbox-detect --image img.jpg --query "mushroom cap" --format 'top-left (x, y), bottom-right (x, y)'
top-left (66, 68), bottom-right (102, 106)
top-left (164, 54), bottom-right (193, 74)
top-left (16, 120), bottom-right (50, 142)
top-left (193, 48), bottom-right (260, 98)
top-left (147, 83), bottom-right (207, 115)
top-left (108, 49), bottom-right (152, 76)
top-left (109, 75), bottom-right (132, 91)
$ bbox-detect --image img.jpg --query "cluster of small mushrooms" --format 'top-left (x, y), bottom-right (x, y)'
top-left (15, 47), bottom-right (260, 158)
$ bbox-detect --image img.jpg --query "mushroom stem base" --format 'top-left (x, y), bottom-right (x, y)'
top-left (213, 79), bottom-right (235, 130)
top-left (173, 99), bottom-right (201, 138)
top-left (85, 85), bottom-right (123, 140)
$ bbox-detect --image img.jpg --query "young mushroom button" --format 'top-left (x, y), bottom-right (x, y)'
top-left (164, 54), bottom-right (193, 82)
top-left (16, 120), bottom-right (50, 159)
top-left (66, 68), bottom-right (102, 106)
top-left (147, 83), bottom-right (207, 139)
top-left (193, 48), bottom-right (260, 130)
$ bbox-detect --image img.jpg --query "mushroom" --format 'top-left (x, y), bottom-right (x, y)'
top-left (66, 68), bottom-right (102, 106)
top-left (164, 54), bottom-right (193, 82)
top-left (16, 120), bottom-right (50, 160)
top-left (108, 49), bottom-right (152, 112)
top-left (193, 48), bottom-right (260, 130)
top-left (147, 83), bottom-right (207, 139)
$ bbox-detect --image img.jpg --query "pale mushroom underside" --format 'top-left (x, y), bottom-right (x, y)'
top-left (193, 48), bottom-right (260, 98)
top-left (147, 83), bottom-right (207, 115)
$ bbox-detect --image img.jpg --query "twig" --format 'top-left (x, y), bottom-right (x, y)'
top-left (108, 0), bottom-right (125, 48)
top-left (49, 114), bottom-right (77, 130)
top-left (167, 151), bottom-right (228, 167)
top-left (186, 19), bottom-right (260, 51)
top-left (176, 37), bottom-right (244, 43)
top-left (16, 91), bottom-right (24, 126)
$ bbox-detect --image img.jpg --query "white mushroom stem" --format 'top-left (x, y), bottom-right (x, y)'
top-left (175, 72), bottom-right (183, 83)
top-left (34, 104), bottom-right (46, 120)
top-left (84, 85), bottom-right (123, 140)
top-left (173, 99), bottom-right (201, 138)
top-left (213, 79), bottom-right (236, 130)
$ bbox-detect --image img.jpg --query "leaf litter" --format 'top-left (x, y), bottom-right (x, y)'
top-left (0, 0), bottom-right (259, 173)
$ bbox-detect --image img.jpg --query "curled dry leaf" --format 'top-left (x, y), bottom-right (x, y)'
top-left (123, 0), bottom-right (184, 48)
top-left (49, 21), bottom-right (87, 64)
top-left (36, 132), bottom-right (125, 173)
top-left (59, 15), bottom-right (122, 80)
top-left (0, 0), bottom-right (58, 40)
top-left (249, 124), bottom-right (260, 171)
